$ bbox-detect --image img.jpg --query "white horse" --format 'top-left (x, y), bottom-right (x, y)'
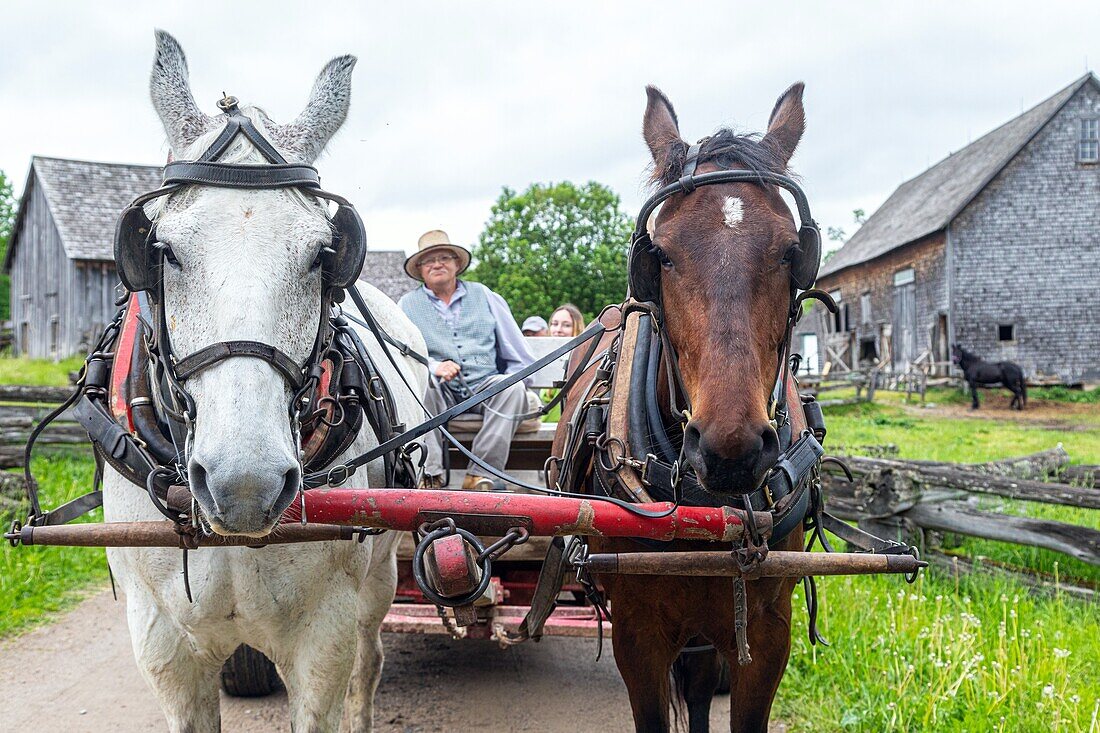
top-left (103, 31), bottom-right (427, 732)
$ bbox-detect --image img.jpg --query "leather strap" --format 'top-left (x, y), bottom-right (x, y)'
top-left (173, 340), bottom-right (305, 389)
top-left (303, 313), bottom-right (607, 488)
top-left (199, 108), bottom-right (288, 164)
top-left (502, 536), bottom-right (571, 643)
top-left (162, 161), bottom-right (320, 189)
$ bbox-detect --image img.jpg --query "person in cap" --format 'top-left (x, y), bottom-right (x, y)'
top-left (399, 230), bottom-right (536, 491)
top-left (521, 316), bottom-right (549, 337)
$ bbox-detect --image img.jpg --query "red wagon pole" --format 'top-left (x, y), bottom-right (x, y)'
top-left (284, 488), bottom-right (759, 543)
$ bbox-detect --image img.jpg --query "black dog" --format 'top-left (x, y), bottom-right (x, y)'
top-left (952, 344), bottom-right (1027, 410)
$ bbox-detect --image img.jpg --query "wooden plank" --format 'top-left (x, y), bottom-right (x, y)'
top-left (903, 501), bottom-right (1100, 565)
top-left (0, 385), bottom-right (72, 403)
top-left (838, 455), bottom-right (1100, 510)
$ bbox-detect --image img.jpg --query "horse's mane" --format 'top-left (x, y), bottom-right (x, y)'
top-left (651, 128), bottom-right (789, 188)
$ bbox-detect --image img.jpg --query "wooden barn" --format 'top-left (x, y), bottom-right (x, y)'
top-left (4, 156), bottom-right (409, 359)
top-left (811, 73), bottom-right (1100, 384)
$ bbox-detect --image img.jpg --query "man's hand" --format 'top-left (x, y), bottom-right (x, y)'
top-left (434, 360), bottom-right (461, 382)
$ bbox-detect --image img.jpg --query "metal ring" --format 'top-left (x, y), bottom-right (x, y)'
top-left (596, 435), bottom-right (628, 473)
top-left (367, 376), bottom-right (386, 403)
top-left (326, 463), bottom-right (352, 487)
top-left (904, 546), bottom-right (921, 585)
top-left (315, 395), bottom-right (345, 428)
top-left (411, 525), bottom-right (492, 607)
top-left (477, 527), bottom-right (531, 564)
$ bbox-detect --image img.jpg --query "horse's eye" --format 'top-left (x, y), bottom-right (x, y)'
top-left (311, 244), bottom-right (334, 271)
top-left (155, 242), bottom-right (180, 268)
top-left (781, 241), bottom-right (801, 264)
top-left (653, 246), bottom-right (674, 269)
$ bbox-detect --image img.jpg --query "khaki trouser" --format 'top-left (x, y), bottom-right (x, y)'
top-left (421, 373), bottom-right (529, 479)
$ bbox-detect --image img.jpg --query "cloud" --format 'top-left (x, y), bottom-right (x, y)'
top-left (2, 0), bottom-right (1098, 251)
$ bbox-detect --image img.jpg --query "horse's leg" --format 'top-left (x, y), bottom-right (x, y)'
top-left (612, 599), bottom-right (682, 733)
top-left (124, 599), bottom-right (223, 733)
top-left (726, 590), bottom-right (794, 733)
top-left (675, 642), bottom-right (722, 733)
top-left (969, 379), bottom-right (980, 409)
top-left (278, 598), bottom-right (360, 732)
top-left (343, 542), bottom-right (399, 733)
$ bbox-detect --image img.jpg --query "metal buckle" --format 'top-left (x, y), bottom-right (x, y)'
top-left (326, 464), bottom-right (352, 487)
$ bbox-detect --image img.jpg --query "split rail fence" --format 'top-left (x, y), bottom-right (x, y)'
top-left (820, 445), bottom-right (1099, 598)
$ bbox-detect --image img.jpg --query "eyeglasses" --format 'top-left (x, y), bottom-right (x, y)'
top-left (418, 253), bottom-right (458, 268)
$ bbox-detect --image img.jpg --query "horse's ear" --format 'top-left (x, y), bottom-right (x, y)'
top-left (150, 30), bottom-right (213, 155)
top-left (763, 82), bottom-right (805, 168)
top-left (643, 86), bottom-right (684, 182)
top-left (280, 55), bottom-right (357, 163)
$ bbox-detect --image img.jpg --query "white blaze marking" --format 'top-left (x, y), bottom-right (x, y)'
top-left (722, 196), bottom-right (744, 229)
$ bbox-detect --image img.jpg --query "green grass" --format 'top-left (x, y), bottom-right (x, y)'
top-left (824, 400), bottom-right (1099, 463)
top-left (0, 355), bottom-right (84, 386)
top-left (1031, 385), bottom-right (1100, 404)
top-left (777, 567), bottom-right (1100, 732)
top-left (0, 449), bottom-right (106, 638)
top-left (772, 398), bottom-right (1100, 730)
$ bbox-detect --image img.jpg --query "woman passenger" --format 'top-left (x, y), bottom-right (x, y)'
top-left (548, 303), bottom-right (585, 337)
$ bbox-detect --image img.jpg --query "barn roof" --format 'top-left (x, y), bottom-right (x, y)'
top-left (6, 155), bottom-right (408, 296)
top-left (820, 73), bottom-right (1099, 279)
top-left (18, 156), bottom-right (164, 263)
top-left (359, 250), bottom-right (413, 302)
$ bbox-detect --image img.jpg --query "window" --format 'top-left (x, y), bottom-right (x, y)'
top-left (825, 290), bottom-right (843, 332)
top-left (800, 334), bottom-right (819, 374)
top-left (1080, 119), bottom-right (1099, 163)
top-left (49, 317), bottom-right (60, 358)
top-left (998, 324), bottom-right (1015, 342)
top-left (860, 293), bottom-right (872, 325)
top-left (859, 337), bottom-right (879, 362)
top-left (894, 268), bottom-right (915, 286)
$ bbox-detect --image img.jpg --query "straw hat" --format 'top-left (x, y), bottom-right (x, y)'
top-left (403, 230), bottom-right (471, 280)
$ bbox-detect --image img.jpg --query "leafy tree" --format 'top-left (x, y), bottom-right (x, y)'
top-left (466, 181), bottom-right (632, 323)
top-left (0, 171), bottom-right (16, 323)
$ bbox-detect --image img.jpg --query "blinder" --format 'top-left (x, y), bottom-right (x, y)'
top-left (627, 153), bottom-right (822, 301)
top-left (115, 189), bottom-right (367, 295)
top-left (115, 202), bottom-right (161, 294)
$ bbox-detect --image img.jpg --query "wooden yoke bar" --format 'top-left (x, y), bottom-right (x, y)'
top-left (585, 550), bottom-right (926, 578)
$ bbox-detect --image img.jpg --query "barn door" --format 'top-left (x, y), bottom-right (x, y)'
top-left (892, 280), bottom-right (916, 370)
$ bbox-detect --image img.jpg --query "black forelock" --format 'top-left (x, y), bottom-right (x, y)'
top-left (653, 128), bottom-right (789, 188)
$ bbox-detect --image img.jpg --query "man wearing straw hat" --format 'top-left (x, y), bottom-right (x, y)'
top-left (399, 230), bottom-right (535, 491)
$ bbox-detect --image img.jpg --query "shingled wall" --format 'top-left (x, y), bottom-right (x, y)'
top-left (813, 233), bottom-right (947, 370)
top-left (950, 84), bottom-right (1100, 383)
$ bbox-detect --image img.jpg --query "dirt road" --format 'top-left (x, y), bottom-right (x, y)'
top-left (1, 588), bottom-right (783, 732)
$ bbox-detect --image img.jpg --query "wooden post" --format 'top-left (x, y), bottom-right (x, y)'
top-left (586, 550), bottom-right (925, 578)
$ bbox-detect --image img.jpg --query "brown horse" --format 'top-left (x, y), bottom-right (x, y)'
top-left (552, 83), bottom-right (813, 733)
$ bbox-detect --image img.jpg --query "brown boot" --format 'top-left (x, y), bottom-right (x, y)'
top-left (419, 474), bottom-right (444, 489)
top-left (461, 474), bottom-right (495, 491)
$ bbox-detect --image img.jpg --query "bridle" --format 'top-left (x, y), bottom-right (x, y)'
top-left (111, 96), bottom-right (369, 501)
top-left (615, 143), bottom-right (832, 516)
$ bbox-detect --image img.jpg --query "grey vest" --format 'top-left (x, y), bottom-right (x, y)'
top-left (400, 281), bottom-right (499, 396)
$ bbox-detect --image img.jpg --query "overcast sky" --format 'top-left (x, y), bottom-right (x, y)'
top-left (2, 1), bottom-right (1098, 257)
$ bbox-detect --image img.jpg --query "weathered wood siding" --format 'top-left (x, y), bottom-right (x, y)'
top-left (10, 174), bottom-right (120, 359)
top-left (951, 83), bottom-right (1100, 383)
top-left (812, 233), bottom-right (948, 371)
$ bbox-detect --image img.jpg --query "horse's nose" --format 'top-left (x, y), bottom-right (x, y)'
top-left (188, 455), bottom-right (301, 536)
top-left (682, 421), bottom-right (779, 494)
